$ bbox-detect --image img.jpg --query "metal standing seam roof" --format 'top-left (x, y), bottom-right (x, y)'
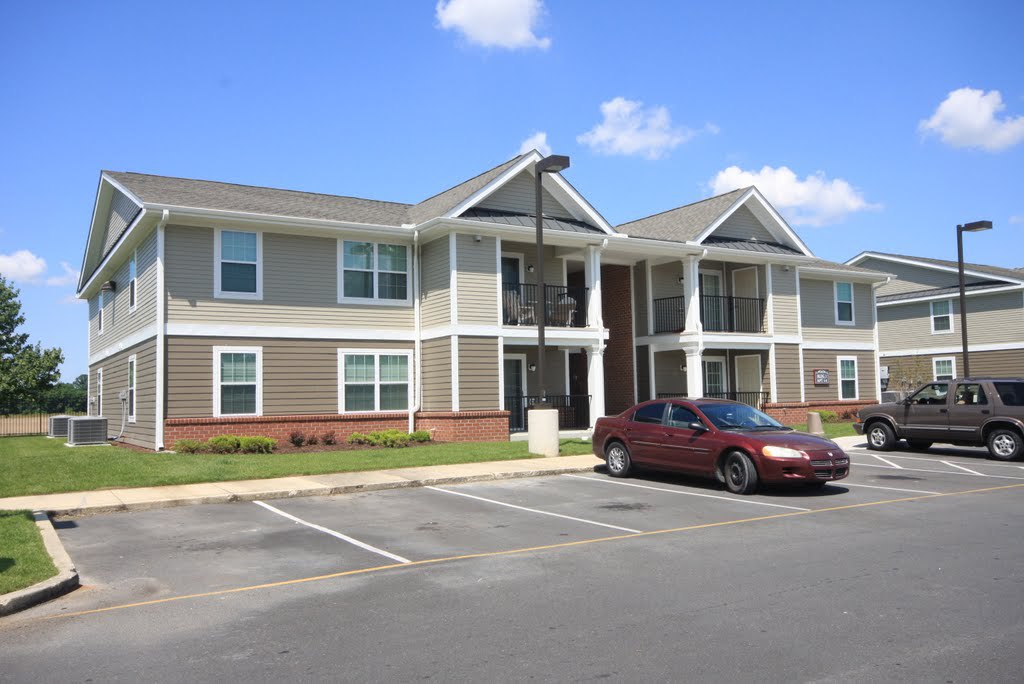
top-left (702, 236), bottom-right (803, 255)
top-left (459, 207), bottom-right (604, 234)
top-left (877, 281), bottom-right (1017, 303)
top-left (615, 187), bottom-right (749, 242)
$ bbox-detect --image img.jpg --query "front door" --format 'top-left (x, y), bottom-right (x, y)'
top-left (902, 382), bottom-right (951, 440)
top-left (503, 357), bottom-right (526, 432)
top-left (703, 358), bottom-right (726, 399)
top-left (501, 257), bottom-right (524, 325)
top-left (734, 355), bottom-right (762, 407)
top-left (731, 268), bottom-right (759, 331)
top-left (700, 272), bottom-right (725, 331)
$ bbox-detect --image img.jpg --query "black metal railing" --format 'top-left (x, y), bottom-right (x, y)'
top-left (502, 284), bottom-right (588, 328)
top-left (657, 391), bottom-right (769, 409)
top-left (506, 394), bottom-right (591, 433)
top-left (700, 295), bottom-right (765, 333)
top-left (653, 296), bottom-right (686, 333)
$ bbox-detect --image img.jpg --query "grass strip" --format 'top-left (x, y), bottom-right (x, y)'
top-left (0, 510), bottom-right (58, 595)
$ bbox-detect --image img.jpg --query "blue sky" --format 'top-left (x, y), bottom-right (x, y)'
top-left (1, 1), bottom-right (1022, 378)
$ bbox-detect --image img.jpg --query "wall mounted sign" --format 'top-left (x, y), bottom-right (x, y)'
top-left (813, 369), bottom-right (830, 386)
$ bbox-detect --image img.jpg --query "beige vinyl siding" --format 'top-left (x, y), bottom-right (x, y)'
top-left (711, 205), bottom-right (775, 242)
top-left (884, 349), bottom-right (1024, 382)
top-left (89, 338), bottom-right (156, 449)
top-left (799, 278), bottom-right (874, 343)
top-left (650, 261), bottom-right (683, 301)
top-left (774, 343), bottom-right (801, 402)
top-left (857, 257), bottom-right (988, 296)
top-left (89, 230), bottom-right (158, 354)
top-left (166, 336), bottom-right (413, 418)
top-left (420, 237), bottom-right (450, 327)
top-left (803, 349), bottom-right (877, 402)
top-left (477, 171), bottom-right (574, 219)
top-left (102, 189), bottom-right (142, 255)
top-left (421, 338), bottom-right (452, 411)
top-left (501, 243), bottom-right (564, 287)
top-left (771, 265), bottom-right (799, 335)
top-left (653, 350), bottom-right (686, 396)
top-left (633, 262), bottom-right (649, 336)
top-left (165, 225), bottom-right (414, 329)
top-left (457, 337), bottom-right (499, 410)
top-left (878, 291), bottom-right (1024, 351)
top-left (456, 233), bottom-right (499, 325)
top-left (520, 346), bottom-right (567, 396)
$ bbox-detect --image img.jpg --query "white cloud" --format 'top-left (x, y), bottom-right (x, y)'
top-left (0, 250), bottom-right (47, 282)
top-left (1009, 215), bottom-right (1024, 225)
top-left (518, 131), bottom-right (552, 157)
top-left (436, 0), bottom-right (550, 50)
top-left (46, 261), bottom-right (80, 287)
top-left (709, 165), bottom-right (880, 227)
top-left (577, 97), bottom-right (701, 160)
top-left (919, 87), bottom-right (1024, 152)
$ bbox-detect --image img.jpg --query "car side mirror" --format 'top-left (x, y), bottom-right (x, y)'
top-left (688, 421), bottom-right (708, 432)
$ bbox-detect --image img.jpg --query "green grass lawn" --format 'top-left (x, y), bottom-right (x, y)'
top-left (0, 510), bottom-right (57, 595)
top-left (0, 436), bottom-right (596, 499)
top-left (789, 422), bottom-right (858, 439)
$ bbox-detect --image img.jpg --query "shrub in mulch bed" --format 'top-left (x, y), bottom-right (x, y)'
top-left (167, 430), bottom-right (436, 454)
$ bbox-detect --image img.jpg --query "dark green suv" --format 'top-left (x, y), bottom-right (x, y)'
top-left (853, 378), bottom-right (1024, 460)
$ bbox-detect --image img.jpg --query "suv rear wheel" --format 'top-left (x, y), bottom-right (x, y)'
top-left (987, 428), bottom-right (1023, 461)
top-left (867, 422), bottom-right (896, 451)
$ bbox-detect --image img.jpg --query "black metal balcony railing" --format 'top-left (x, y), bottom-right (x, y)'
top-left (506, 394), bottom-right (591, 433)
top-left (700, 295), bottom-right (765, 333)
top-left (502, 284), bottom-right (588, 328)
top-left (653, 296), bottom-right (686, 333)
top-left (657, 391), bottom-right (769, 410)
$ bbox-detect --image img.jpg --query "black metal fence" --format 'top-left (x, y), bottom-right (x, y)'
top-left (506, 394), bottom-right (591, 433)
top-left (700, 295), bottom-right (765, 333)
top-left (656, 391), bottom-right (769, 409)
top-left (653, 296), bottom-right (686, 333)
top-left (502, 284), bottom-right (588, 328)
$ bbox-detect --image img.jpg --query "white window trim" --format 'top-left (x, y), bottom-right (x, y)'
top-left (702, 355), bottom-right (729, 395)
top-left (213, 346), bottom-right (263, 417)
top-left (127, 354), bottom-right (137, 423)
top-left (128, 249), bottom-right (138, 314)
top-left (933, 356), bottom-right (956, 381)
top-left (834, 281), bottom-right (855, 326)
top-left (929, 299), bottom-right (954, 335)
top-left (96, 367), bottom-right (103, 416)
top-left (337, 349), bottom-right (414, 414)
top-left (838, 355), bottom-right (859, 400)
top-left (214, 229), bottom-right (263, 300)
top-left (337, 240), bottom-right (412, 307)
top-left (97, 291), bottom-right (105, 335)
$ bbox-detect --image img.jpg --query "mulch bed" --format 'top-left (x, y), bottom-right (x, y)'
top-left (108, 439), bottom-right (440, 455)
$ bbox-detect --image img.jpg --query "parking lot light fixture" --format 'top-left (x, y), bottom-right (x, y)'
top-left (956, 220), bottom-right (993, 378)
top-left (533, 154), bottom-right (570, 408)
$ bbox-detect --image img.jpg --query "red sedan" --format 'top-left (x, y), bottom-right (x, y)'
top-left (592, 398), bottom-right (850, 494)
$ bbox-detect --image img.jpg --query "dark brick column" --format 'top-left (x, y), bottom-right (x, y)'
top-left (601, 264), bottom-right (636, 416)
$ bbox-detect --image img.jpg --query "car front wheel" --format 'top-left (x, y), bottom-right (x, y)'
top-left (605, 441), bottom-right (632, 477)
top-left (867, 422), bottom-right (896, 451)
top-left (724, 451), bottom-right (759, 495)
top-left (987, 429), bottom-right (1023, 461)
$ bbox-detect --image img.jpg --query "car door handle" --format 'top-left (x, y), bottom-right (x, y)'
top-left (939, 409), bottom-right (947, 413)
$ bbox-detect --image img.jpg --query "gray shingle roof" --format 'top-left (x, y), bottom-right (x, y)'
top-left (616, 187), bottom-right (748, 242)
top-left (799, 258), bottom-right (889, 275)
top-left (459, 207), bottom-right (603, 234)
top-left (878, 281), bottom-right (1015, 303)
top-left (407, 155), bottom-right (524, 225)
top-left (859, 252), bottom-right (1024, 283)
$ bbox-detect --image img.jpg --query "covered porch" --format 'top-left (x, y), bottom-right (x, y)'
top-left (502, 342), bottom-right (602, 434)
top-left (639, 346), bottom-right (771, 410)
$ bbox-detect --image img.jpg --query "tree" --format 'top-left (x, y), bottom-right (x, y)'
top-left (887, 356), bottom-right (931, 396)
top-left (0, 276), bottom-right (64, 413)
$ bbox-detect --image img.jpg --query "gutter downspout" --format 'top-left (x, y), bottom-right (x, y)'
top-left (155, 210), bottom-right (169, 450)
top-left (410, 229), bottom-right (422, 433)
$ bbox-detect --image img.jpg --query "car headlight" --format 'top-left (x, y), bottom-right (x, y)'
top-left (762, 445), bottom-right (806, 459)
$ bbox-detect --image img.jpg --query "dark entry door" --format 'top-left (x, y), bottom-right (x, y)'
top-left (504, 357), bottom-right (525, 432)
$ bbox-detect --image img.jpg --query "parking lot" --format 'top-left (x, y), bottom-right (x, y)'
top-left (3, 443), bottom-right (1023, 682)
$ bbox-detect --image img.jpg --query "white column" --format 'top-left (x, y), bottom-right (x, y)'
top-left (683, 256), bottom-right (701, 333)
top-left (587, 345), bottom-right (606, 427)
top-left (685, 347), bottom-right (703, 398)
top-left (584, 246), bottom-right (602, 328)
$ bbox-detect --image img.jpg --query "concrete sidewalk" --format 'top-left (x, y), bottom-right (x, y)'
top-left (0, 454), bottom-right (603, 517)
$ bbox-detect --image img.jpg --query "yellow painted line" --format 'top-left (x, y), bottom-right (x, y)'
top-left (39, 482), bottom-right (1023, 622)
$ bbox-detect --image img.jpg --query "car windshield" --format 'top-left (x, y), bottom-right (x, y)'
top-left (698, 403), bottom-right (788, 431)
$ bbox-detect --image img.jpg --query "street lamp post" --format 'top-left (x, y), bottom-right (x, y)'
top-left (956, 220), bottom-right (993, 378)
top-left (533, 154), bottom-right (570, 407)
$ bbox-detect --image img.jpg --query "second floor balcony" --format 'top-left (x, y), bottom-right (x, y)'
top-left (503, 283), bottom-right (589, 328)
top-left (653, 294), bottom-right (766, 334)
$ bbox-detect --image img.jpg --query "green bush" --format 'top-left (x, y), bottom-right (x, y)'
top-left (206, 435), bottom-right (241, 454)
top-left (818, 410), bottom-right (839, 424)
top-left (368, 429), bottom-right (411, 448)
top-left (410, 430), bottom-right (432, 443)
top-left (172, 439), bottom-right (205, 454)
top-left (239, 436), bottom-right (276, 454)
top-left (348, 432), bottom-right (371, 445)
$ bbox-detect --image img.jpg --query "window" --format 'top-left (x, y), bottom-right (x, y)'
top-left (954, 383), bottom-right (987, 406)
top-left (214, 347), bottom-right (262, 416)
top-left (667, 405), bottom-right (700, 428)
top-left (97, 290), bottom-right (105, 334)
top-left (835, 282), bottom-right (854, 325)
top-left (994, 382), bottom-right (1024, 406)
top-left (128, 251), bottom-right (137, 312)
top-left (909, 382), bottom-right (948, 405)
top-left (339, 241), bottom-right (409, 303)
top-left (632, 402), bottom-right (667, 424)
top-left (933, 357), bottom-right (955, 381)
top-left (838, 356), bottom-right (858, 400)
top-left (930, 300), bottom-right (953, 334)
top-left (127, 355), bottom-right (136, 423)
top-left (338, 351), bottom-right (411, 412)
top-left (215, 230), bottom-right (261, 299)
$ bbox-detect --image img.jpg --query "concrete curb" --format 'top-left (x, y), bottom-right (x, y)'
top-left (0, 511), bottom-right (80, 617)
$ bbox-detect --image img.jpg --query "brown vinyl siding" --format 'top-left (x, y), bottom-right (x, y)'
top-left (421, 338), bottom-right (452, 411)
top-left (89, 338), bottom-right (156, 448)
top-left (774, 344), bottom-right (802, 402)
top-left (770, 265), bottom-right (799, 335)
top-left (89, 229), bottom-right (158, 354)
top-left (166, 336), bottom-right (413, 418)
top-left (877, 291), bottom-right (1024, 351)
top-left (883, 349), bottom-right (1024, 381)
top-left (857, 257), bottom-right (987, 296)
top-left (501, 242), bottom-right (564, 287)
top-left (799, 278), bottom-right (874, 343)
top-left (519, 346), bottom-right (567, 396)
top-left (477, 171), bottom-right (574, 219)
top-left (420, 237), bottom-right (450, 327)
top-left (456, 234), bottom-right (499, 325)
top-left (653, 350), bottom-right (687, 396)
top-left (165, 225), bottom-right (414, 329)
top-left (650, 261), bottom-right (684, 301)
top-left (802, 349), bottom-right (877, 402)
top-left (712, 205), bottom-right (775, 242)
top-left (457, 337), bottom-right (499, 410)
top-left (633, 262), bottom-right (649, 336)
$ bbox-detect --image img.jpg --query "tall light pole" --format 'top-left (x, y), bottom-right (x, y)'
top-left (533, 154), bottom-right (570, 407)
top-left (956, 220), bottom-right (992, 378)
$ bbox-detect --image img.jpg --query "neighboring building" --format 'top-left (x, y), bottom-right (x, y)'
top-left (845, 252), bottom-right (1024, 389)
top-left (78, 152), bottom-right (888, 449)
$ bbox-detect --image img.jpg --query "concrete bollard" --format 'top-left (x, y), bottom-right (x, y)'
top-left (527, 408), bottom-right (560, 457)
top-left (806, 411), bottom-right (825, 437)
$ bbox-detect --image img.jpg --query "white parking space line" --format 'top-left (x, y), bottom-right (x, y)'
top-left (253, 500), bottom-right (412, 564)
top-left (562, 475), bottom-right (811, 512)
top-left (942, 460), bottom-right (985, 476)
top-left (841, 482), bottom-right (939, 495)
top-left (872, 454), bottom-right (903, 469)
top-left (852, 462), bottom-right (1024, 481)
top-left (846, 448), bottom-right (1023, 470)
top-left (425, 486), bottom-right (643, 534)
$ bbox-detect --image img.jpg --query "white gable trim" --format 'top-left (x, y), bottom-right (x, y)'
top-left (541, 172), bottom-right (616, 235)
top-left (77, 175), bottom-right (146, 293)
top-left (846, 252), bottom-right (1024, 286)
top-left (446, 153), bottom-right (540, 220)
top-left (693, 187), bottom-right (813, 257)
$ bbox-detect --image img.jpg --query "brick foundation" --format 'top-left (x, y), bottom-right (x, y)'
top-left (763, 400), bottom-right (876, 425)
top-left (164, 410), bottom-right (511, 446)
